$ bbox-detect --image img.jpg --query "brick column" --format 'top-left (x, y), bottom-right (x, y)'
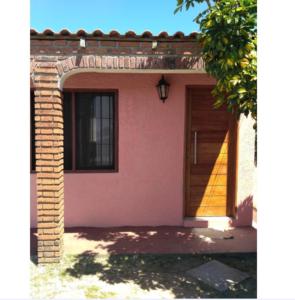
top-left (33, 60), bottom-right (64, 263)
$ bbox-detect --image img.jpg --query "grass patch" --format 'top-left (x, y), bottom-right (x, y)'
top-left (31, 252), bottom-right (256, 299)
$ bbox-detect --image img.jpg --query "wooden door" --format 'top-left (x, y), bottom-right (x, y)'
top-left (185, 87), bottom-right (237, 217)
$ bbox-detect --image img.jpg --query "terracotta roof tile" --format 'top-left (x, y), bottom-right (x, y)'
top-left (76, 29), bottom-right (87, 36)
top-left (59, 29), bottom-right (71, 35)
top-left (141, 30), bottom-right (153, 38)
top-left (173, 31), bottom-right (185, 38)
top-left (92, 29), bottom-right (104, 37)
top-left (109, 30), bottom-right (120, 37)
top-left (125, 30), bottom-right (136, 38)
top-left (30, 28), bottom-right (198, 39)
top-left (189, 32), bottom-right (198, 38)
top-left (158, 31), bottom-right (169, 38)
top-left (30, 29), bottom-right (37, 35)
top-left (43, 29), bottom-right (54, 35)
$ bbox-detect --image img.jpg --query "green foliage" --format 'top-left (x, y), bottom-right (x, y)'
top-left (175, 0), bottom-right (257, 126)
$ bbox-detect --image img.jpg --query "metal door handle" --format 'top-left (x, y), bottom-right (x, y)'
top-left (194, 131), bottom-right (197, 164)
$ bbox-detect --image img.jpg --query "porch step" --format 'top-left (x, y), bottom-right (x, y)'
top-left (183, 217), bottom-right (233, 230)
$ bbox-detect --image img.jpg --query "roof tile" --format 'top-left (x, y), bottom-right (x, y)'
top-left (30, 28), bottom-right (198, 39)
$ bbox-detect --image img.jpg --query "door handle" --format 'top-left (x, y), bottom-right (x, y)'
top-left (194, 131), bottom-right (197, 165)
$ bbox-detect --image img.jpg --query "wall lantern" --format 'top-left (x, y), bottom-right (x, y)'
top-left (156, 75), bottom-right (170, 102)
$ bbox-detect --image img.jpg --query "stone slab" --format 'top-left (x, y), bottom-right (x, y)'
top-left (186, 260), bottom-right (249, 292)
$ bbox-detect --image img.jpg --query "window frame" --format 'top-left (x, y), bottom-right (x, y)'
top-left (31, 88), bottom-right (119, 173)
top-left (63, 88), bottom-right (119, 173)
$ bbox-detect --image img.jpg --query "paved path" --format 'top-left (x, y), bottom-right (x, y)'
top-left (31, 226), bottom-right (256, 256)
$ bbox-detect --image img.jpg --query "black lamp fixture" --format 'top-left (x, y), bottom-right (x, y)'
top-left (156, 75), bottom-right (170, 102)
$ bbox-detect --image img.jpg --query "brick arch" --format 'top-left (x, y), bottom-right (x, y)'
top-left (56, 55), bottom-right (158, 87)
top-left (56, 54), bottom-right (205, 89)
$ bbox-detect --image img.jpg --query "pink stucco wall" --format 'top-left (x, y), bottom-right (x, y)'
top-left (30, 73), bottom-right (253, 228)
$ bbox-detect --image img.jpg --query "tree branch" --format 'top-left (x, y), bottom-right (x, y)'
top-left (205, 0), bottom-right (212, 8)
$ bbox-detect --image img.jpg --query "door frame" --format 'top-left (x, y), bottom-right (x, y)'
top-left (183, 85), bottom-right (238, 218)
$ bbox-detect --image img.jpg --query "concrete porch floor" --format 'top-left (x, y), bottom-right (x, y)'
top-left (31, 226), bottom-right (256, 256)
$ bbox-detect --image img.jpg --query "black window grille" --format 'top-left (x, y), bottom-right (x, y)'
top-left (31, 91), bottom-right (117, 172)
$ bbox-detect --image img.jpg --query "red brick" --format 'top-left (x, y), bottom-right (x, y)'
top-left (35, 110), bottom-right (62, 117)
top-left (38, 257), bottom-right (60, 263)
top-left (35, 61), bottom-right (57, 68)
top-left (34, 82), bottom-right (58, 89)
top-left (35, 97), bottom-right (62, 104)
top-left (37, 197), bottom-right (60, 204)
top-left (43, 240), bottom-right (55, 246)
top-left (118, 41), bottom-right (139, 47)
top-left (95, 56), bottom-right (101, 68)
top-left (124, 57), bottom-right (130, 68)
top-left (35, 122), bottom-right (63, 129)
top-left (101, 56), bottom-right (107, 68)
top-left (107, 56), bottom-right (113, 68)
top-left (100, 41), bottom-right (117, 47)
top-left (89, 56), bottom-right (95, 67)
top-left (87, 40), bottom-right (99, 47)
top-left (140, 42), bottom-right (152, 48)
top-left (36, 153), bottom-right (54, 160)
top-left (34, 90), bottom-right (60, 97)
top-left (54, 40), bottom-right (68, 46)
top-left (32, 40), bottom-right (53, 46)
top-left (38, 210), bottom-right (60, 217)
top-left (34, 68), bottom-right (58, 74)
top-left (36, 172), bottom-right (62, 179)
top-left (34, 75), bottom-right (58, 82)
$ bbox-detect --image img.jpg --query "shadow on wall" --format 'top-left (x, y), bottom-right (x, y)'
top-left (183, 195), bottom-right (254, 228)
top-left (231, 195), bottom-right (253, 227)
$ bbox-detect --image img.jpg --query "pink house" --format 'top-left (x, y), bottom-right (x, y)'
top-left (30, 29), bottom-right (256, 263)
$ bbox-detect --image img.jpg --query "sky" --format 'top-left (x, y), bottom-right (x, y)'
top-left (30, 0), bottom-right (206, 35)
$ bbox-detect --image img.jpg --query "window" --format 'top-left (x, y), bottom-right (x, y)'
top-left (31, 91), bottom-right (118, 172)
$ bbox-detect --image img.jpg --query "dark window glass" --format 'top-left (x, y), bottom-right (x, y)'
top-left (75, 93), bottom-right (115, 170)
top-left (31, 90), bottom-right (35, 171)
top-left (63, 92), bottom-right (72, 170)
